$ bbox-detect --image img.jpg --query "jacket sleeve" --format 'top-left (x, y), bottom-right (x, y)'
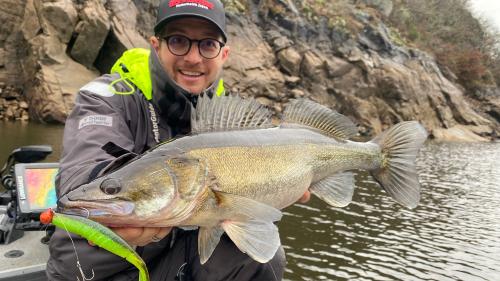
top-left (47, 79), bottom-right (160, 281)
top-left (147, 230), bottom-right (286, 281)
top-left (55, 81), bottom-right (136, 197)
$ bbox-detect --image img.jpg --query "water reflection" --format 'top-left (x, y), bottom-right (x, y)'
top-left (0, 121), bottom-right (64, 162)
top-left (281, 142), bottom-right (500, 281)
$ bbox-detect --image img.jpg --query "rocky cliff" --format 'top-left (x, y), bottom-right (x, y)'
top-left (0, 0), bottom-right (498, 141)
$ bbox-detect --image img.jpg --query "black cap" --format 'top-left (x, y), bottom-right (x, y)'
top-left (154, 0), bottom-right (227, 42)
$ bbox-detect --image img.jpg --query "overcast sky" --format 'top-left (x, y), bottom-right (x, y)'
top-left (469, 0), bottom-right (500, 31)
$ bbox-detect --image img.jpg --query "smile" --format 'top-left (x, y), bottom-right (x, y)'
top-left (179, 70), bottom-right (204, 77)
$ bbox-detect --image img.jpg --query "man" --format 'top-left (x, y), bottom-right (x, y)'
top-left (47, 0), bottom-right (309, 280)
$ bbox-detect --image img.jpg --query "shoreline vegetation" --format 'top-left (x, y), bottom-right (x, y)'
top-left (263, 0), bottom-right (500, 92)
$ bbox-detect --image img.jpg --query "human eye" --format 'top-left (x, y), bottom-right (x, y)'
top-left (168, 35), bottom-right (188, 47)
top-left (200, 39), bottom-right (219, 50)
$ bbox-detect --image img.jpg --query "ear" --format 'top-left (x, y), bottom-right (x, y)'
top-left (150, 36), bottom-right (161, 53)
top-left (221, 45), bottom-right (230, 63)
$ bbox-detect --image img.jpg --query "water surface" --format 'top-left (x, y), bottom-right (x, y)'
top-left (281, 141), bottom-right (500, 280)
top-left (1, 122), bottom-right (499, 280)
top-left (0, 121), bottom-right (64, 163)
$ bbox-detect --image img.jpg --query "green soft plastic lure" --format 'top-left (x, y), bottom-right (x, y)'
top-left (41, 209), bottom-right (149, 281)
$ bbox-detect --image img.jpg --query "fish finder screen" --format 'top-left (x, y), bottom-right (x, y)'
top-left (24, 168), bottom-right (58, 209)
top-left (16, 166), bottom-right (58, 213)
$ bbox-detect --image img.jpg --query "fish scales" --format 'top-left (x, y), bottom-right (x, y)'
top-left (181, 128), bottom-right (381, 209)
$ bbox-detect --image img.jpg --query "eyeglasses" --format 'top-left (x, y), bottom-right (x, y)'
top-left (160, 35), bottom-right (225, 59)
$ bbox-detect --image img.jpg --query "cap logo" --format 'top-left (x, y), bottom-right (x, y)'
top-left (169, 0), bottom-right (214, 10)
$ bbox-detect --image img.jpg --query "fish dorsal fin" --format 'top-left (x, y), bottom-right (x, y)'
top-left (282, 99), bottom-right (357, 141)
top-left (191, 94), bottom-right (274, 134)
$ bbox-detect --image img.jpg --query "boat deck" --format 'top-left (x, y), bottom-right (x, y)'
top-left (0, 231), bottom-right (49, 280)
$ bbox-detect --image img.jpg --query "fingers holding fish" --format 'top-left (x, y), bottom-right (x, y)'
top-left (152, 227), bottom-right (171, 243)
top-left (111, 227), bottom-right (172, 246)
top-left (297, 190), bottom-right (311, 204)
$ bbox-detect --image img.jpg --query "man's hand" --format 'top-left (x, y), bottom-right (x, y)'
top-left (89, 227), bottom-right (172, 247)
top-left (298, 190), bottom-right (311, 204)
top-left (113, 227), bottom-right (172, 246)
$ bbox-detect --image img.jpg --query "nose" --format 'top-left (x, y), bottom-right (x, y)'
top-left (184, 43), bottom-right (203, 64)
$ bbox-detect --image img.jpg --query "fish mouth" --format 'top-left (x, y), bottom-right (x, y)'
top-left (57, 195), bottom-right (135, 218)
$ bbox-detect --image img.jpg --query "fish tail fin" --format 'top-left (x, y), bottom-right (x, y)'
top-left (370, 121), bottom-right (428, 209)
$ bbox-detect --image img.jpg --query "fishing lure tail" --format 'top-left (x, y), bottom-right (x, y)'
top-left (41, 209), bottom-right (150, 281)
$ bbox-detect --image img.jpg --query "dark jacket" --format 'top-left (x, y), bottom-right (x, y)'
top-left (46, 47), bottom-right (286, 281)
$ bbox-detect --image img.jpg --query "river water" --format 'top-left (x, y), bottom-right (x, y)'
top-left (282, 141), bottom-right (500, 281)
top-left (1, 121), bottom-right (499, 281)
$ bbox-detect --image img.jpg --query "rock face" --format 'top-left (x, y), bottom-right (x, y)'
top-left (0, 0), bottom-right (498, 141)
top-left (359, 0), bottom-right (394, 17)
top-left (1, 0), bottom-right (147, 123)
top-left (0, 83), bottom-right (29, 121)
top-left (222, 2), bottom-right (498, 141)
top-left (70, 0), bottom-right (110, 68)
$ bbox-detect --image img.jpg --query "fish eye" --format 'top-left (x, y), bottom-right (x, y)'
top-left (100, 178), bottom-right (122, 195)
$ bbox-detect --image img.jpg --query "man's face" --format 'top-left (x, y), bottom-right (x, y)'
top-left (150, 17), bottom-right (230, 95)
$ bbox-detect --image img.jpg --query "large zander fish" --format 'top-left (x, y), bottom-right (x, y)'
top-left (59, 95), bottom-right (428, 264)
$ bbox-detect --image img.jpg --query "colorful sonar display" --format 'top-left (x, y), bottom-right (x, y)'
top-left (24, 168), bottom-right (58, 210)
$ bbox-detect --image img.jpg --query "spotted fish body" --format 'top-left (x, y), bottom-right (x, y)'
top-left (176, 128), bottom-right (380, 213)
top-left (60, 95), bottom-right (427, 264)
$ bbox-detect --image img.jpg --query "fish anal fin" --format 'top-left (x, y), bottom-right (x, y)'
top-left (282, 99), bottom-right (357, 141)
top-left (310, 172), bottom-right (355, 207)
top-left (221, 218), bottom-right (281, 263)
top-left (198, 226), bottom-right (225, 264)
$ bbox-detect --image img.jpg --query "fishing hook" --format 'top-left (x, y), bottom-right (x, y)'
top-left (77, 260), bottom-right (95, 281)
top-left (78, 207), bottom-right (91, 219)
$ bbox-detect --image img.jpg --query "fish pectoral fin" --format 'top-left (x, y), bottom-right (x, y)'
top-left (310, 172), bottom-right (355, 207)
top-left (215, 191), bottom-right (282, 222)
top-left (214, 192), bottom-right (283, 263)
top-left (198, 226), bottom-right (225, 264)
top-left (222, 218), bottom-right (281, 263)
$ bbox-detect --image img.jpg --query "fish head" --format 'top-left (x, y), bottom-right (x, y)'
top-left (59, 153), bottom-right (204, 226)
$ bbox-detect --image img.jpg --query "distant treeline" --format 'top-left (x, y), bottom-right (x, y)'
top-left (389, 0), bottom-right (500, 92)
